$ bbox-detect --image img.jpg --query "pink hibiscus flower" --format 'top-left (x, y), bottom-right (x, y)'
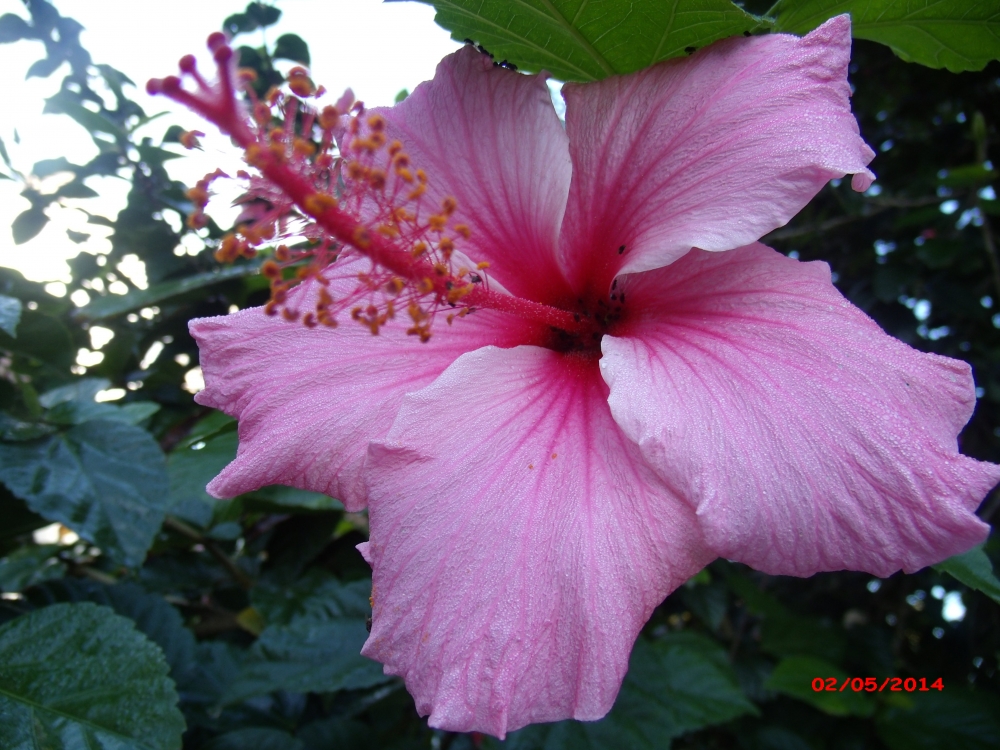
top-left (151, 15), bottom-right (998, 738)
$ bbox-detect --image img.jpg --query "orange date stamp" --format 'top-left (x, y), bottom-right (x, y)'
top-left (811, 677), bottom-right (944, 693)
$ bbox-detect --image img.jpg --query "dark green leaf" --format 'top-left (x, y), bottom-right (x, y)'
top-left (0, 414), bottom-right (55, 441)
top-left (0, 544), bottom-right (65, 592)
top-left (764, 656), bottom-right (875, 717)
top-left (0, 486), bottom-right (47, 545)
top-left (246, 484), bottom-right (343, 512)
top-left (297, 716), bottom-right (372, 750)
top-left (0, 13), bottom-right (32, 43)
top-left (0, 602), bottom-right (184, 750)
top-left (76, 264), bottom-right (258, 321)
top-left (770, 0), bottom-right (1000, 73)
top-left (32, 156), bottom-right (75, 177)
top-left (501, 633), bottom-right (756, 748)
top-left (38, 377), bottom-right (110, 408)
top-left (24, 579), bottom-right (199, 691)
top-left (724, 570), bottom-right (846, 662)
top-left (933, 544), bottom-right (1000, 604)
top-left (225, 577), bottom-right (388, 703)
top-left (222, 12), bottom-right (253, 34)
top-left (0, 294), bottom-right (21, 337)
top-left (938, 163), bottom-right (998, 188)
top-left (876, 689), bottom-right (1000, 750)
top-left (55, 180), bottom-right (99, 199)
top-left (0, 309), bottom-right (74, 371)
top-left (252, 568), bottom-right (369, 628)
top-left (416, 0), bottom-right (761, 81)
top-left (273, 33), bottom-right (310, 65)
top-left (0, 420), bottom-right (170, 566)
top-left (43, 92), bottom-right (124, 137)
top-left (247, 2), bottom-right (282, 28)
top-left (168, 429), bottom-right (237, 527)
top-left (66, 229), bottom-right (90, 243)
top-left (203, 728), bottom-right (304, 750)
top-left (26, 54), bottom-right (64, 78)
top-left (11, 207), bottom-right (48, 244)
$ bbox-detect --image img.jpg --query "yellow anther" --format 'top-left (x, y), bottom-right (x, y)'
top-left (412, 241), bottom-right (428, 258)
top-left (408, 301), bottom-right (427, 322)
top-left (288, 67), bottom-right (316, 97)
top-left (441, 196), bottom-right (458, 215)
top-left (282, 307), bottom-right (300, 322)
top-left (245, 143), bottom-right (267, 167)
top-left (407, 183), bottom-right (427, 200)
top-left (369, 131), bottom-right (387, 148)
top-left (433, 263), bottom-right (448, 276)
top-left (455, 224), bottom-right (471, 239)
top-left (439, 236), bottom-right (454, 254)
top-left (388, 140), bottom-right (404, 156)
top-left (368, 168), bottom-right (386, 190)
top-left (237, 67), bottom-right (258, 83)
top-left (396, 166), bottom-right (414, 183)
top-left (179, 130), bottom-right (204, 149)
top-left (293, 138), bottom-right (316, 158)
top-left (303, 193), bottom-right (338, 215)
top-left (417, 278), bottom-right (434, 294)
top-left (446, 285), bottom-right (471, 304)
top-left (275, 245), bottom-right (291, 262)
top-left (392, 152), bottom-right (410, 168)
top-left (303, 312), bottom-right (317, 328)
top-left (351, 137), bottom-right (377, 154)
top-left (353, 226), bottom-right (372, 249)
top-left (185, 186), bottom-right (209, 205)
top-left (416, 168), bottom-right (428, 184)
top-left (268, 141), bottom-right (287, 162)
top-left (476, 261), bottom-right (491, 270)
top-left (347, 161), bottom-right (367, 180)
top-left (428, 214), bottom-right (447, 231)
top-left (319, 105), bottom-right (340, 130)
top-left (377, 223), bottom-right (399, 238)
top-left (367, 114), bottom-right (386, 132)
top-left (268, 127), bottom-right (285, 142)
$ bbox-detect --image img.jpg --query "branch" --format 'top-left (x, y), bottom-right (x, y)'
top-left (162, 515), bottom-right (253, 590)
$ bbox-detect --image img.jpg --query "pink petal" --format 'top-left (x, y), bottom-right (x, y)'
top-left (601, 244), bottom-right (998, 578)
top-left (190, 268), bottom-right (531, 511)
top-left (559, 15), bottom-right (876, 291)
top-left (362, 346), bottom-right (711, 737)
top-left (375, 46), bottom-right (575, 305)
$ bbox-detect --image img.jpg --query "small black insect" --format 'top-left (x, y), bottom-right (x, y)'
top-left (465, 39), bottom-right (495, 58)
top-left (684, 46), bottom-right (697, 55)
top-left (470, 273), bottom-right (482, 283)
top-left (743, 30), bottom-right (752, 37)
top-left (365, 616), bottom-right (372, 633)
top-left (618, 244), bottom-right (626, 255)
top-left (494, 59), bottom-right (518, 71)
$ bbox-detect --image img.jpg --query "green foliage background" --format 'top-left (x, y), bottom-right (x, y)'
top-left (1, 1), bottom-right (1000, 748)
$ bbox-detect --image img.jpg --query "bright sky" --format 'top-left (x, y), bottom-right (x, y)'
top-left (0, 0), bottom-right (461, 282)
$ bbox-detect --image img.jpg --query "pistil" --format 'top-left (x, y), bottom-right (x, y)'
top-left (147, 34), bottom-right (591, 340)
